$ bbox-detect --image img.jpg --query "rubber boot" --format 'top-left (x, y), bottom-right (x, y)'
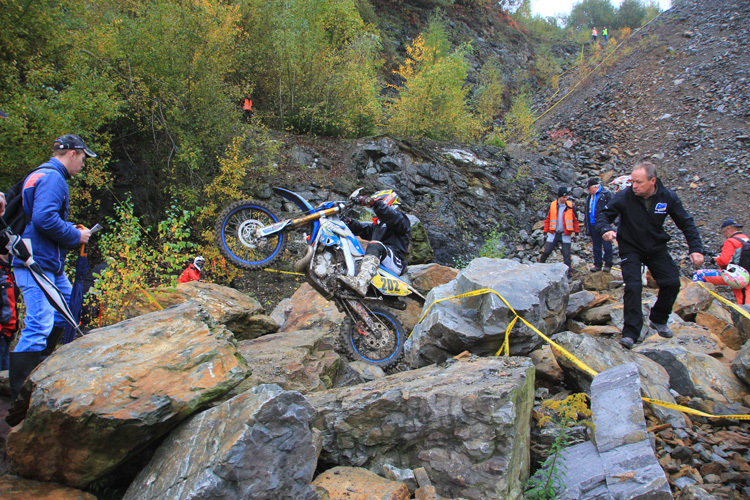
top-left (338, 255), bottom-right (380, 298)
top-left (40, 326), bottom-right (64, 361)
top-left (7, 350), bottom-right (42, 426)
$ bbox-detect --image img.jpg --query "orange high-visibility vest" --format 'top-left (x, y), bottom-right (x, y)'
top-left (242, 98), bottom-right (253, 112)
top-left (545, 200), bottom-right (578, 234)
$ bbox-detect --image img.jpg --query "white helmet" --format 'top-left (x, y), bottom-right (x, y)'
top-left (194, 256), bottom-right (205, 271)
top-left (723, 264), bottom-right (750, 289)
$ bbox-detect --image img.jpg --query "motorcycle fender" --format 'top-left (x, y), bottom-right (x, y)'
top-left (371, 273), bottom-right (411, 296)
top-left (272, 187), bottom-right (315, 212)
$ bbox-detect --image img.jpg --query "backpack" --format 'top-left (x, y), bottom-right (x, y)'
top-left (1, 166), bottom-right (52, 235)
top-left (731, 237), bottom-right (750, 272)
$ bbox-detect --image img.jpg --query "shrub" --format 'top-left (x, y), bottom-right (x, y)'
top-left (499, 93), bottom-right (537, 146)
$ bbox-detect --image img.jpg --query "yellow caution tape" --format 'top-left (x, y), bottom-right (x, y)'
top-left (262, 268), bottom-right (305, 277)
top-left (697, 283), bottom-right (750, 321)
top-left (412, 288), bottom-right (750, 421)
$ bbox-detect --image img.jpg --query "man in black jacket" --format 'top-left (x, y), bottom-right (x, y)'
top-left (339, 190), bottom-right (410, 297)
top-left (584, 178), bottom-right (613, 272)
top-left (596, 161), bottom-right (704, 349)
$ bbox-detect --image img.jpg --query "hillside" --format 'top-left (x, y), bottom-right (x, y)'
top-left (534, 0), bottom-right (750, 254)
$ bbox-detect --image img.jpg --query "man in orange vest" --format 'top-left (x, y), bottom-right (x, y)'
top-left (539, 186), bottom-right (580, 278)
top-left (242, 93), bottom-right (253, 121)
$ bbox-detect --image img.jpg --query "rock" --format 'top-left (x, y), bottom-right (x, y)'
top-left (695, 301), bottom-right (743, 350)
top-left (382, 464), bottom-right (418, 494)
top-left (124, 385), bottom-right (319, 500)
top-left (0, 475), bottom-right (96, 500)
top-left (672, 279), bottom-right (715, 320)
top-left (552, 441), bottom-right (609, 499)
top-left (278, 283), bottom-right (345, 332)
top-left (676, 485), bottom-right (722, 499)
top-left (407, 263), bottom-right (459, 294)
top-left (730, 305), bottom-right (750, 344)
top-left (577, 302), bottom-right (617, 324)
top-left (406, 258), bottom-right (569, 366)
top-left (581, 272), bottom-right (614, 291)
top-left (313, 466), bottom-right (410, 500)
top-left (6, 302), bottom-right (249, 487)
top-left (529, 345), bottom-right (564, 384)
top-left (236, 328), bottom-right (341, 394)
top-left (565, 290), bottom-right (597, 318)
top-left (579, 325), bottom-right (621, 337)
top-left (121, 281), bottom-right (271, 339)
top-left (731, 340), bottom-right (750, 385)
top-left (308, 357), bottom-right (535, 500)
top-left (550, 332), bottom-right (685, 427)
top-left (636, 345), bottom-right (748, 404)
top-left (336, 360), bottom-right (387, 387)
top-left (654, 322), bottom-right (728, 358)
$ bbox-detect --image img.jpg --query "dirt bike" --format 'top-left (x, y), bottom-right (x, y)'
top-left (215, 187), bottom-right (425, 367)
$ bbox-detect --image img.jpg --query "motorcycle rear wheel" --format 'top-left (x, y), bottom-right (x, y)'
top-left (343, 306), bottom-right (405, 368)
top-left (215, 200), bottom-right (286, 270)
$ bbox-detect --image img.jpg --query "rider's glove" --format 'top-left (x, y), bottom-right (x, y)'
top-left (343, 217), bottom-right (352, 225)
top-left (357, 196), bottom-right (374, 207)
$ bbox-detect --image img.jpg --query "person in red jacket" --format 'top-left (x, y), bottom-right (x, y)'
top-left (178, 256), bottom-right (204, 283)
top-left (539, 186), bottom-right (580, 278)
top-left (0, 253), bottom-right (19, 371)
top-left (693, 219), bottom-right (750, 304)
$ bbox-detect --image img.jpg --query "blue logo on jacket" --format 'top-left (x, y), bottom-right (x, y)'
top-left (655, 202), bottom-right (667, 214)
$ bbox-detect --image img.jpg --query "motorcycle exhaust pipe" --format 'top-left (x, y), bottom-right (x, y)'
top-left (294, 245), bottom-right (313, 273)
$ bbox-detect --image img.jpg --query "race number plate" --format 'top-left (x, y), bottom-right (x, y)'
top-left (372, 274), bottom-right (410, 296)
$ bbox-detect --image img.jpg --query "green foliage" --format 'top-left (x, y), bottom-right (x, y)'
top-left (524, 393), bottom-right (594, 500)
top-left (474, 57), bottom-right (505, 130)
top-left (388, 18), bottom-right (480, 141)
top-left (478, 229), bottom-right (507, 259)
top-left (89, 198), bottom-right (197, 326)
top-left (499, 93), bottom-right (537, 146)
top-left (565, 0), bottom-right (663, 30)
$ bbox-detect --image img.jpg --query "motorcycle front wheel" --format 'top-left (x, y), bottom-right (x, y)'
top-left (215, 200), bottom-right (286, 270)
top-left (343, 306), bottom-right (405, 368)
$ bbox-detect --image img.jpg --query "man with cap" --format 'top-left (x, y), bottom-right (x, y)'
top-left (597, 161), bottom-right (704, 349)
top-left (539, 186), bottom-right (580, 278)
top-left (7, 134), bottom-right (95, 416)
top-left (692, 219), bottom-right (750, 304)
top-left (584, 178), bottom-right (613, 272)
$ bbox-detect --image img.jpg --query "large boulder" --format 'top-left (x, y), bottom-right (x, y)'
top-left (731, 341), bottom-right (750, 385)
top-left (406, 258), bottom-right (569, 367)
top-left (6, 302), bottom-right (248, 487)
top-left (550, 331), bottom-right (685, 427)
top-left (312, 466), bottom-right (411, 500)
top-left (307, 357), bottom-right (535, 500)
top-left (123, 385), bottom-right (319, 500)
top-left (695, 301), bottom-right (744, 350)
top-left (637, 345), bottom-right (748, 404)
top-left (276, 283), bottom-right (345, 332)
top-left (121, 281), bottom-right (274, 340)
top-left (235, 328), bottom-right (342, 394)
top-left (672, 279), bottom-right (715, 320)
top-left (405, 263), bottom-right (459, 295)
top-left (0, 475), bottom-right (96, 500)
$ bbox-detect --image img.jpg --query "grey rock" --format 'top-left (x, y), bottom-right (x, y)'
top-left (730, 340), bottom-right (750, 384)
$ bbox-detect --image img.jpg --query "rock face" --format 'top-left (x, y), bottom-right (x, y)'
top-left (312, 466), bottom-right (411, 500)
top-left (121, 281), bottom-right (273, 340)
top-left (553, 364), bottom-right (672, 500)
top-left (6, 302), bottom-right (248, 487)
top-left (307, 357), bottom-right (535, 500)
top-left (0, 475), bottom-right (96, 500)
top-left (123, 385), bottom-right (319, 500)
top-left (276, 283), bottom-right (345, 332)
top-left (732, 341), bottom-right (750, 385)
top-left (406, 258), bottom-right (569, 367)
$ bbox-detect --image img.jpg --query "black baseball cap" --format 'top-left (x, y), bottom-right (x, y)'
top-left (53, 134), bottom-right (97, 158)
top-left (720, 218), bottom-right (742, 229)
top-left (587, 178), bottom-right (599, 187)
top-left (557, 186), bottom-right (568, 197)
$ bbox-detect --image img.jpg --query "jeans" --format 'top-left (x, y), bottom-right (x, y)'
top-left (12, 267), bottom-right (72, 353)
top-left (0, 335), bottom-right (11, 370)
top-left (620, 250), bottom-right (680, 341)
top-left (590, 230), bottom-right (613, 268)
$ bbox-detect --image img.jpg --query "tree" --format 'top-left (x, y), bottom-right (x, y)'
top-left (565, 0), bottom-right (616, 30)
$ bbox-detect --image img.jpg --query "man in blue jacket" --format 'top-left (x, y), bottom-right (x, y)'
top-left (8, 134), bottom-right (94, 405)
top-left (596, 161), bottom-right (704, 349)
top-left (584, 178), bottom-right (613, 272)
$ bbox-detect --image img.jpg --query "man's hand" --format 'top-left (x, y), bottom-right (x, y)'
top-left (0, 192), bottom-right (5, 217)
top-left (602, 230), bottom-right (616, 242)
top-left (689, 252), bottom-right (704, 267)
top-left (79, 226), bottom-right (91, 244)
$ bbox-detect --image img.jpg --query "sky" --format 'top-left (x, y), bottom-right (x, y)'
top-left (530, 0), bottom-right (672, 20)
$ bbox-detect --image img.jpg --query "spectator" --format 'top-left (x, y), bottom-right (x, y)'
top-left (0, 253), bottom-right (18, 371)
top-left (9, 134), bottom-right (94, 405)
top-left (592, 27), bottom-right (598, 42)
top-left (241, 93), bottom-right (253, 122)
top-left (602, 26), bottom-right (608, 42)
top-left (597, 161), bottom-right (704, 349)
top-left (178, 256), bottom-right (205, 283)
top-left (339, 190), bottom-right (410, 297)
top-left (692, 219), bottom-right (750, 304)
top-left (539, 186), bottom-right (579, 278)
top-left (584, 178), bottom-right (613, 272)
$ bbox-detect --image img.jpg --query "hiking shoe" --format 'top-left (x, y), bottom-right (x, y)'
top-left (650, 321), bottom-right (674, 339)
top-left (590, 265), bottom-right (602, 272)
top-left (602, 266), bottom-right (611, 273)
top-left (619, 337), bottom-right (635, 350)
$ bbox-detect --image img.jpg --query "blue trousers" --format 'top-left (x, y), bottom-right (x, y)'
top-left (590, 231), bottom-right (613, 268)
top-left (12, 267), bottom-right (72, 352)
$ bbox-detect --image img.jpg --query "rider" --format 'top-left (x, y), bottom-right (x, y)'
top-left (338, 190), bottom-right (411, 297)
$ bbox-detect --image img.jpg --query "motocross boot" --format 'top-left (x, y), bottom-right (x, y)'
top-left (338, 255), bottom-right (380, 298)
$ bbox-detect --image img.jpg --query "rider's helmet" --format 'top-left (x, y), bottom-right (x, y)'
top-left (194, 256), bottom-right (205, 271)
top-left (371, 189), bottom-right (400, 207)
top-left (724, 264), bottom-right (750, 289)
